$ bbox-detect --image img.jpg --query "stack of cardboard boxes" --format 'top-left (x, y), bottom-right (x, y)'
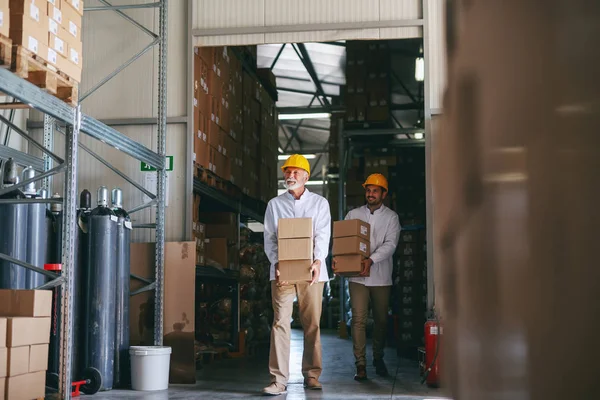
top-left (193, 46), bottom-right (278, 203)
top-left (332, 220), bottom-right (371, 276)
top-left (344, 40), bottom-right (390, 126)
top-left (0, 290), bottom-right (52, 400)
top-left (200, 212), bottom-right (239, 270)
top-left (5, 0), bottom-right (83, 82)
top-left (277, 218), bottom-right (313, 282)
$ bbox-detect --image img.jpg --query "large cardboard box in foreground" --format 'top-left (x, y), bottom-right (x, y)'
top-left (130, 241), bottom-right (196, 385)
top-left (278, 218), bottom-right (313, 282)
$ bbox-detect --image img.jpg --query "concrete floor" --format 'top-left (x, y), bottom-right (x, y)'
top-left (87, 330), bottom-right (449, 400)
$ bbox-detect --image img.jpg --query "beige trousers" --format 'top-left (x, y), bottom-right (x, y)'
top-left (349, 282), bottom-right (391, 366)
top-left (269, 281), bottom-right (324, 385)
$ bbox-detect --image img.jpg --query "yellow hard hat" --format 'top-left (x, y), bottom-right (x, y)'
top-left (363, 173), bottom-right (388, 191)
top-left (280, 154), bottom-right (311, 176)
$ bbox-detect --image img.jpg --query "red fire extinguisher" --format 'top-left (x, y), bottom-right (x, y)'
top-left (423, 318), bottom-right (441, 387)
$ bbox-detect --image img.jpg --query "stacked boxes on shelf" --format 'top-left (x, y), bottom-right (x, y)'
top-left (344, 40), bottom-right (391, 127)
top-left (0, 290), bottom-right (52, 400)
top-left (8, 0), bottom-right (83, 82)
top-left (277, 218), bottom-right (313, 282)
top-left (200, 212), bottom-right (239, 270)
top-left (193, 46), bottom-right (278, 203)
top-left (332, 220), bottom-right (371, 276)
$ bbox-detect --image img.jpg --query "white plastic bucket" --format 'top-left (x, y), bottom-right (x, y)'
top-left (130, 346), bottom-right (172, 391)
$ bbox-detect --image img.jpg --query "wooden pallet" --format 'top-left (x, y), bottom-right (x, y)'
top-left (11, 45), bottom-right (78, 106)
top-left (196, 165), bottom-right (242, 199)
top-left (0, 34), bottom-right (12, 69)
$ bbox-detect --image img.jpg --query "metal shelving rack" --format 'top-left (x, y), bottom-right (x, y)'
top-left (0, 1), bottom-right (168, 398)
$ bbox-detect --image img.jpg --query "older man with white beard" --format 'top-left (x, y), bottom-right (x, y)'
top-left (262, 154), bottom-right (331, 396)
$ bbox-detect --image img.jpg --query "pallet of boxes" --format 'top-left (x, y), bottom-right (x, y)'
top-left (0, 0), bottom-right (83, 105)
top-left (332, 220), bottom-right (371, 276)
top-left (0, 289), bottom-right (52, 400)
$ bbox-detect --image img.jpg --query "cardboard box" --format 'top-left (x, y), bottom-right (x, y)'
top-left (163, 241), bottom-right (196, 384)
top-left (6, 318), bottom-right (51, 347)
top-left (56, 53), bottom-right (81, 81)
top-left (5, 371), bottom-right (45, 400)
top-left (129, 243), bottom-right (156, 346)
top-left (48, 32), bottom-right (66, 55)
top-left (29, 343), bottom-right (48, 373)
top-left (9, 14), bottom-right (49, 51)
top-left (279, 260), bottom-right (312, 283)
top-left (278, 217), bottom-right (312, 239)
top-left (334, 254), bottom-right (366, 277)
top-left (278, 238), bottom-right (312, 261)
top-left (0, 290), bottom-right (52, 317)
top-left (0, 3), bottom-right (8, 37)
top-left (7, 346), bottom-right (29, 376)
top-left (60, 0), bottom-right (81, 38)
top-left (63, 0), bottom-right (83, 16)
top-left (333, 219), bottom-right (370, 241)
top-left (206, 223), bottom-right (237, 243)
top-left (0, 348), bottom-right (6, 377)
top-left (8, 0), bottom-right (46, 15)
top-left (60, 25), bottom-right (81, 54)
top-left (332, 236), bottom-right (370, 257)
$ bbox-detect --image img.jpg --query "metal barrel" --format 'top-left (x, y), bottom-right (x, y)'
top-left (22, 168), bottom-right (48, 289)
top-left (111, 188), bottom-right (131, 387)
top-left (83, 187), bottom-right (117, 390)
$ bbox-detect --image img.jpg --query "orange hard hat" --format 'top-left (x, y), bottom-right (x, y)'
top-left (280, 154), bottom-right (311, 176)
top-left (362, 173), bottom-right (388, 191)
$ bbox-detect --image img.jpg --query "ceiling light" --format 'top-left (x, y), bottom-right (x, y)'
top-left (278, 154), bottom-right (317, 160)
top-left (414, 132), bottom-right (424, 140)
top-left (415, 57), bottom-right (424, 82)
top-left (278, 113), bottom-right (331, 120)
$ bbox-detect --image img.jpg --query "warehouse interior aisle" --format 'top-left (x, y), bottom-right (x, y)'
top-left (89, 330), bottom-right (445, 399)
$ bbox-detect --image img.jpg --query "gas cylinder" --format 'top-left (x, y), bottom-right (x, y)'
top-left (83, 186), bottom-right (117, 391)
top-left (0, 158), bottom-right (27, 289)
top-left (23, 167), bottom-right (48, 289)
top-left (424, 319), bottom-right (442, 387)
top-left (111, 187), bottom-right (131, 387)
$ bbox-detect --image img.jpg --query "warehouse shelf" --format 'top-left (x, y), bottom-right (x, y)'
top-left (196, 265), bottom-right (240, 281)
top-left (0, 69), bottom-right (164, 169)
top-left (231, 47), bottom-right (278, 102)
top-left (193, 178), bottom-right (266, 223)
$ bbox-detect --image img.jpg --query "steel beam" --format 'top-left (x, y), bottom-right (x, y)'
top-left (344, 128), bottom-right (423, 137)
top-left (0, 164), bottom-right (66, 197)
top-left (278, 86), bottom-right (336, 98)
top-left (43, 115), bottom-right (55, 190)
top-left (277, 106), bottom-right (345, 115)
top-left (0, 197), bottom-right (63, 204)
top-left (98, 0), bottom-right (158, 39)
top-left (85, 2), bottom-right (161, 11)
top-left (193, 19), bottom-right (424, 37)
top-left (28, 116), bottom-right (187, 129)
top-left (294, 44), bottom-right (331, 107)
top-left (79, 37), bottom-right (160, 102)
top-left (0, 114), bottom-right (64, 163)
top-left (0, 145), bottom-right (44, 171)
top-left (280, 123), bottom-right (329, 133)
top-left (392, 71), bottom-right (420, 104)
top-left (270, 44), bottom-right (286, 70)
top-left (0, 252), bottom-right (60, 280)
top-left (274, 75), bottom-right (343, 87)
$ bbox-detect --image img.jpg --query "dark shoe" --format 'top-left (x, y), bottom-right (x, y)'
top-left (354, 365), bottom-right (368, 381)
top-left (303, 377), bottom-right (323, 390)
top-left (373, 359), bottom-right (389, 377)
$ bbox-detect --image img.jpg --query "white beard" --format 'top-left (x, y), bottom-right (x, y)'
top-left (285, 180), bottom-right (302, 191)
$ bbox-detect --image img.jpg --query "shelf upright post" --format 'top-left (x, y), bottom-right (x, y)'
top-left (59, 107), bottom-right (81, 399)
top-left (154, 0), bottom-right (168, 346)
top-left (42, 114), bottom-right (55, 191)
top-left (337, 118), bottom-right (346, 326)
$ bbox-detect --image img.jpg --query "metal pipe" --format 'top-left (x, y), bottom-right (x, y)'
top-left (84, 2), bottom-right (161, 11)
top-left (0, 114), bottom-right (64, 163)
top-left (133, 223), bottom-right (157, 229)
top-left (98, 0), bottom-right (158, 39)
top-left (270, 44), bottom-right (286, 70)
top-left (0, 164), bottom-right (65, 197)
top-left (130, 273), bottom-right (152, 285)
top-left (43, 115), bottom-right (55, 191)
top-left (79, 37), bottom-right (160, 102)
top-left (0, 252), bottom-right (60, 280)
top-left (295, 44), bottom-right (331, 107)
top-left (0, 197), bottom-right (63, 204)
top-left (131, 282), bottom-right (156, 297)
top-left (128, 199), bottom-right (156, 214)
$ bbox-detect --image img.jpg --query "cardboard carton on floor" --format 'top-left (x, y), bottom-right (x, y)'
top-left (332, 236), bottom-right (370, 258)
top-left (333, 219), bottom-right (370, 241)
top-left (334, 254), bottom-right (366, 277)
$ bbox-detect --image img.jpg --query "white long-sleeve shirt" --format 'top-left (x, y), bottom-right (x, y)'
top-left (264, 188), bottom-right (331, 282)
top-left (347, 204), bottom-right (400, 286)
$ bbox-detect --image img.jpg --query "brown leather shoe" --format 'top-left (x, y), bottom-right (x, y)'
top-left (304, 377), bottom-right (323, 390)
top-left (354, 365), bottom-right (368, 381)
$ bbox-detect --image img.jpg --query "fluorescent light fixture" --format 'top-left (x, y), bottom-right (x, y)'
top-left (278, 147), bottom-right (283, 153)
top-left (414, 132), bottom-right (424, 140)
top-left (278, 112), bottom-right (331, 120)
top-left (415, 57), bottom-right (424, 82)
top-left (278, 154), bottom-right (317, 160)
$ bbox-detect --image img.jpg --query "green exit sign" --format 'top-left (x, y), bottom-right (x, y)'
top-left (141, 156), bottom-right (174, 172)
